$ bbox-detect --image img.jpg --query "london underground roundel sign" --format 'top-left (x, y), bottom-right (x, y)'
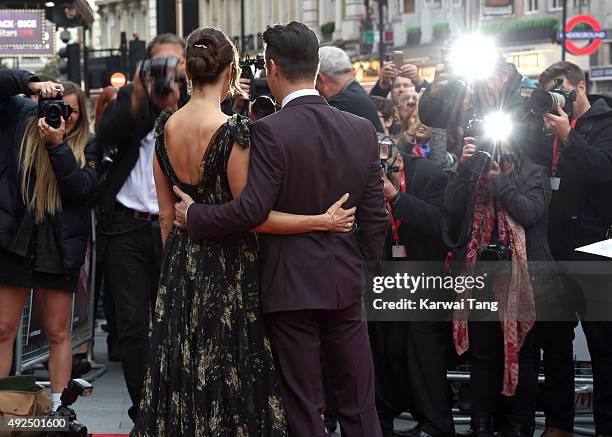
top-left (561, 15), bottom-right (607, 56)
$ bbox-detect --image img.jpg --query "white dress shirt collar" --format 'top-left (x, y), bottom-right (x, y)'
top-left (281, 88), bottom-right (320, 108)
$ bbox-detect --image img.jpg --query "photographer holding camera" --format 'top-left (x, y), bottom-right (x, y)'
top-left (371, 60), bottom-right (428, 102)
top-left (0, 69), bottom-right (97, 412)
top-left (444, 125), bottom-right (551, 436)
top-left (527, 61), bottom-right (612, 437)
top-left (371, 139), bottom-right (454, 437)
top-left (420, 50), bottom-right (548, 434)
top-left (95, 33), bottom-right (186, 425)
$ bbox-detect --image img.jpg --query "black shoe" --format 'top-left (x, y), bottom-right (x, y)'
top-left (128, 405), bottom-right (138, 422)
top-left (470, 414), bottom-right (494, 437)
top-left (500, 415), bottom-right (534, 437)
top-left (325, 420), bottom-right (337, 433)
top-left (395, 429), bottom-right (435, 437)
top-left (324, 410), bottom-right (337, 433)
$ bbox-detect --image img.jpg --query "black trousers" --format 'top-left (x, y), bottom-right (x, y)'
top-left (468, 321), bottom-right (537, 420)
top-left (104, 212), bottom-right (162, 420)
top-left (536, 321), bottom-right (577, 432)
top-left (582, 321), bottom-right (612, 435)
top-left (370, 321), bottom-right (455, 436)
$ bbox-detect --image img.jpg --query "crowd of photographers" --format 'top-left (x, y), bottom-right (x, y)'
top-left (0, 26), bottom-right (611, 437)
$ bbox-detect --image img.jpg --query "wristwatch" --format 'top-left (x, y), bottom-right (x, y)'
top-left (390, 191), bottom-right (401, 207)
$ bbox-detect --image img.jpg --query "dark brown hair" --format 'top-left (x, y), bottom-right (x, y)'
top-left (539, 61), bottom-right (586, 87)
top-left (185, 27), bottom-right (242, 95)
top-left (146, 33), bottom-right (185, 58)
top-left (262, 21), bottom-right (319, 83)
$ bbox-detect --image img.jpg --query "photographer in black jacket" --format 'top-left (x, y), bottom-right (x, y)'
top-left (371, 145), bottom-right (454, 437)
top-left (527, 61), bottom-right (612, 437)
top-left (420, 52), bottom-right (546, 436)
top-left (95, 33), bottom-right (186, 424)
top-left (0, 69), bottom-right (97, 412)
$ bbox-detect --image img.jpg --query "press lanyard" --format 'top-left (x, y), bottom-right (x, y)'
top-left (552, 118), bottom-right (577, 175)
top-left (386, 169), bottom-right (406, 243)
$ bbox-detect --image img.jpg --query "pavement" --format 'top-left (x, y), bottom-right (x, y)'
top-left (71, 320), bottom-right (423, 435)
top-left (73, 321), bottom-right (135, 435)
top-left (66, 320), bottom-right (558, 436)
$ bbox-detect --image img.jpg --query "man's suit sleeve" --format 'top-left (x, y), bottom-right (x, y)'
top-left (187, 121), bottom-right (283, 240)
top-left (356, 126), bottom-right (389, 262)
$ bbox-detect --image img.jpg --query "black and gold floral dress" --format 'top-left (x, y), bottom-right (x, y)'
top-left (134, 109), bottom-right (287, 437)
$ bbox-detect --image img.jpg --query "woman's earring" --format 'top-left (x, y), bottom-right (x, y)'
top-left (186, 79), bottom-right (193, 96)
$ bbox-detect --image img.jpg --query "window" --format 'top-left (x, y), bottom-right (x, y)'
top-left (403, 0), bottom-right (416, 14)
top-left (525, 0), bottom-right (538, 13)
top-left (424, 0), bottom-right (441, 8)
top-left (548, 0), bottom-right (562, 10)
top-left (452, 0), bottom-right (463, 6)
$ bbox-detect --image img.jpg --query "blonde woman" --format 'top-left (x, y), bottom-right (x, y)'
top-left (0, 70), bottom-right (97, 412)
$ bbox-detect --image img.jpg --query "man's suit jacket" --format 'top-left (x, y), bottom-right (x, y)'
top-left (328, 80), bottom-right (384, 132)
top-left (187, 94), bottom-right (388, 313)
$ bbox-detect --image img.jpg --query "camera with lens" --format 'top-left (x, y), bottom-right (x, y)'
top-left (37, 89), bottom-right (73, 129)
top-left (529, 78), bottom-right (576, 118)
top-left (43, 379), bottom-right (93, 437)
top-left (477, 244), bottom-right (511, 275)
top-left (378, 133), bottom-right (400, 177)
top-left (139, 56), bottom-right (184, 98)
top-left (465, 117), bottom-right (495, 176)
top-left (239, 54), bottom-right (276, 120)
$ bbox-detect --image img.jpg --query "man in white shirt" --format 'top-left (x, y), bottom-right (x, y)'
top-left (95, 33), bottom-right (185, 426)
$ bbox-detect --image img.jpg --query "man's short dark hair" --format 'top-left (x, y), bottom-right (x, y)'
top-left (539, 61), bottom-right (585, 87)
top-left (146, 33), bottom-right (186, 58)
top-left (262, 22), bottom-right (319, 83)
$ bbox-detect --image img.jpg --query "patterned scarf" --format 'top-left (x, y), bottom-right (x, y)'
top-left (453, 178), bottom-right (536, 396)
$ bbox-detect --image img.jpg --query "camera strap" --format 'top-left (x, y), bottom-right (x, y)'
top-left (386, 168), bottom-right (406, 244)
top-left (552, 118), bottom-right (578, 175)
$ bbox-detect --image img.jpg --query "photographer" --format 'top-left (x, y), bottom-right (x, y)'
top-left (317, 46), bottom-right (383, 132)
top-left (528, 61), bottom-right (612, 437)
top-left (371, 96), bottom-right (397, 137)
top-left (371, 60), bottom-right (428, 102)
top-left (444, 127), bottom-right (552, 434)
top-left (95, 33), bottom-right (186, 425)
top-left (418, 57), bottom-right (527, 152)
top-left (0, 70), bottom-right (97, 412)
top-left (370, 144), bottom-right (454, 437)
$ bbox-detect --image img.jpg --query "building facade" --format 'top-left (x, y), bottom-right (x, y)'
top-left (95, 0), bottom-right (156, 49)
top-left (88, 0), bottom-right (612, 92)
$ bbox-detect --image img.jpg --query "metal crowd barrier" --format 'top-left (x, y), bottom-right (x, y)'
top-left (441, 370), bottom-right (596, 434)
top-left (13, 211), bottom-right (99, 378)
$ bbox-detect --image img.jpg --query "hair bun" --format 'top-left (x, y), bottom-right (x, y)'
top-left (185, 28), bottom-right (241, 88)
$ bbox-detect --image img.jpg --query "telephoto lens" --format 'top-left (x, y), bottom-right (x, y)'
top-left (529, 89), bottom-right (567, 115)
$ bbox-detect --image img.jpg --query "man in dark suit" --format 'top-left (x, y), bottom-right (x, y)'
top-left (316, 46), bottom-right (384, 132)
top-left (95, 33), bottom-right (185, 425)
top-left (174, 22), bottom-right (388, 437)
